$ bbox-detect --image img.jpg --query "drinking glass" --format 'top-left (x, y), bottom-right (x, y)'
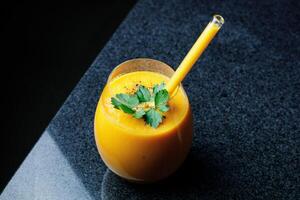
top-left (94, 58), bottom-right (193, 182)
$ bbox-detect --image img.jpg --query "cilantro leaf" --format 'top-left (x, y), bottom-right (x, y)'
top-left (153, 82), bottom-right (166, 95)
top-left (155, 89), bottom-right (169, 107)
top-left (111, 97), bottom-right (135, 114)
top-left (158, 104), bottom-right (169, 112)
top-left (119, 104), bottom-right (135, 114)
top-left (133, 110), bottom-right (145, 119)
top-left (111, 97), bottom-right (122, 109)
top-left (145, 109), bottom-right (162, 128)
top-left (116, 93), bottom-right (139, 108)
top-left (136, 86), bottom-right (151, 102)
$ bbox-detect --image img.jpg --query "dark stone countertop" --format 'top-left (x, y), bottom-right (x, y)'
top-left (1, 0), bottom-right (299, 199)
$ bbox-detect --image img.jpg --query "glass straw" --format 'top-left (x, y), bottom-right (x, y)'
top-left (166, 15), bottom-right (224, 94)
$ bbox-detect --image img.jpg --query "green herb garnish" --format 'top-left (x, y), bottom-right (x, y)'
top-left (145, 109), bottom-right (162, 128)
top-left (136, 85), bottom-right (151, 102)
top-left (111, 82), bottom-right (170, 128)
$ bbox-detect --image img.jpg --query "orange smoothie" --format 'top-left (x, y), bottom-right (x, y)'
top-left (94, 71), bottom-right (193, 182)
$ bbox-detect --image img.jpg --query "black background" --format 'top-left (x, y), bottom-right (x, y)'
top-left (1, 1), bottom-right (136, 191)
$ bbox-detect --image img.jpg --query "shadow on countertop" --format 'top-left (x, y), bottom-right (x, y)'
top-left (101, 152), bottom-right (230, 200)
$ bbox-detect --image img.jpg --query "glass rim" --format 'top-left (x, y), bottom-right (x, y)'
top-left (107, 58), bottom-right (181, 98)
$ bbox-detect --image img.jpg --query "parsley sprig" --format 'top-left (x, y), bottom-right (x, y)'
top-left (111, 83), bottom-right (170, 128)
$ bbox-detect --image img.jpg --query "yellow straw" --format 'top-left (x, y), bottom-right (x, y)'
top-left (166, 15), bottom-right (224, 94)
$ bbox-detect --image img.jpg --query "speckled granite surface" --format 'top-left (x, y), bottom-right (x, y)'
top-left (1, 0), bottom-right (299, 199)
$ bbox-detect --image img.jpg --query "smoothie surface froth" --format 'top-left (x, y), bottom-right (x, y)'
top-left (100, 71), bottom-right (190, 134)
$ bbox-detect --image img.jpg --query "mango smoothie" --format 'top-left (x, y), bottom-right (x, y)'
top-left (94, 62), bottom-right (193, 182)
top-left (94, 15), bottom-right (224, 183)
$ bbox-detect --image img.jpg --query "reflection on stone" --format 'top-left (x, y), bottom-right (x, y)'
top-left (1, 131), bottom-right (93, 200)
